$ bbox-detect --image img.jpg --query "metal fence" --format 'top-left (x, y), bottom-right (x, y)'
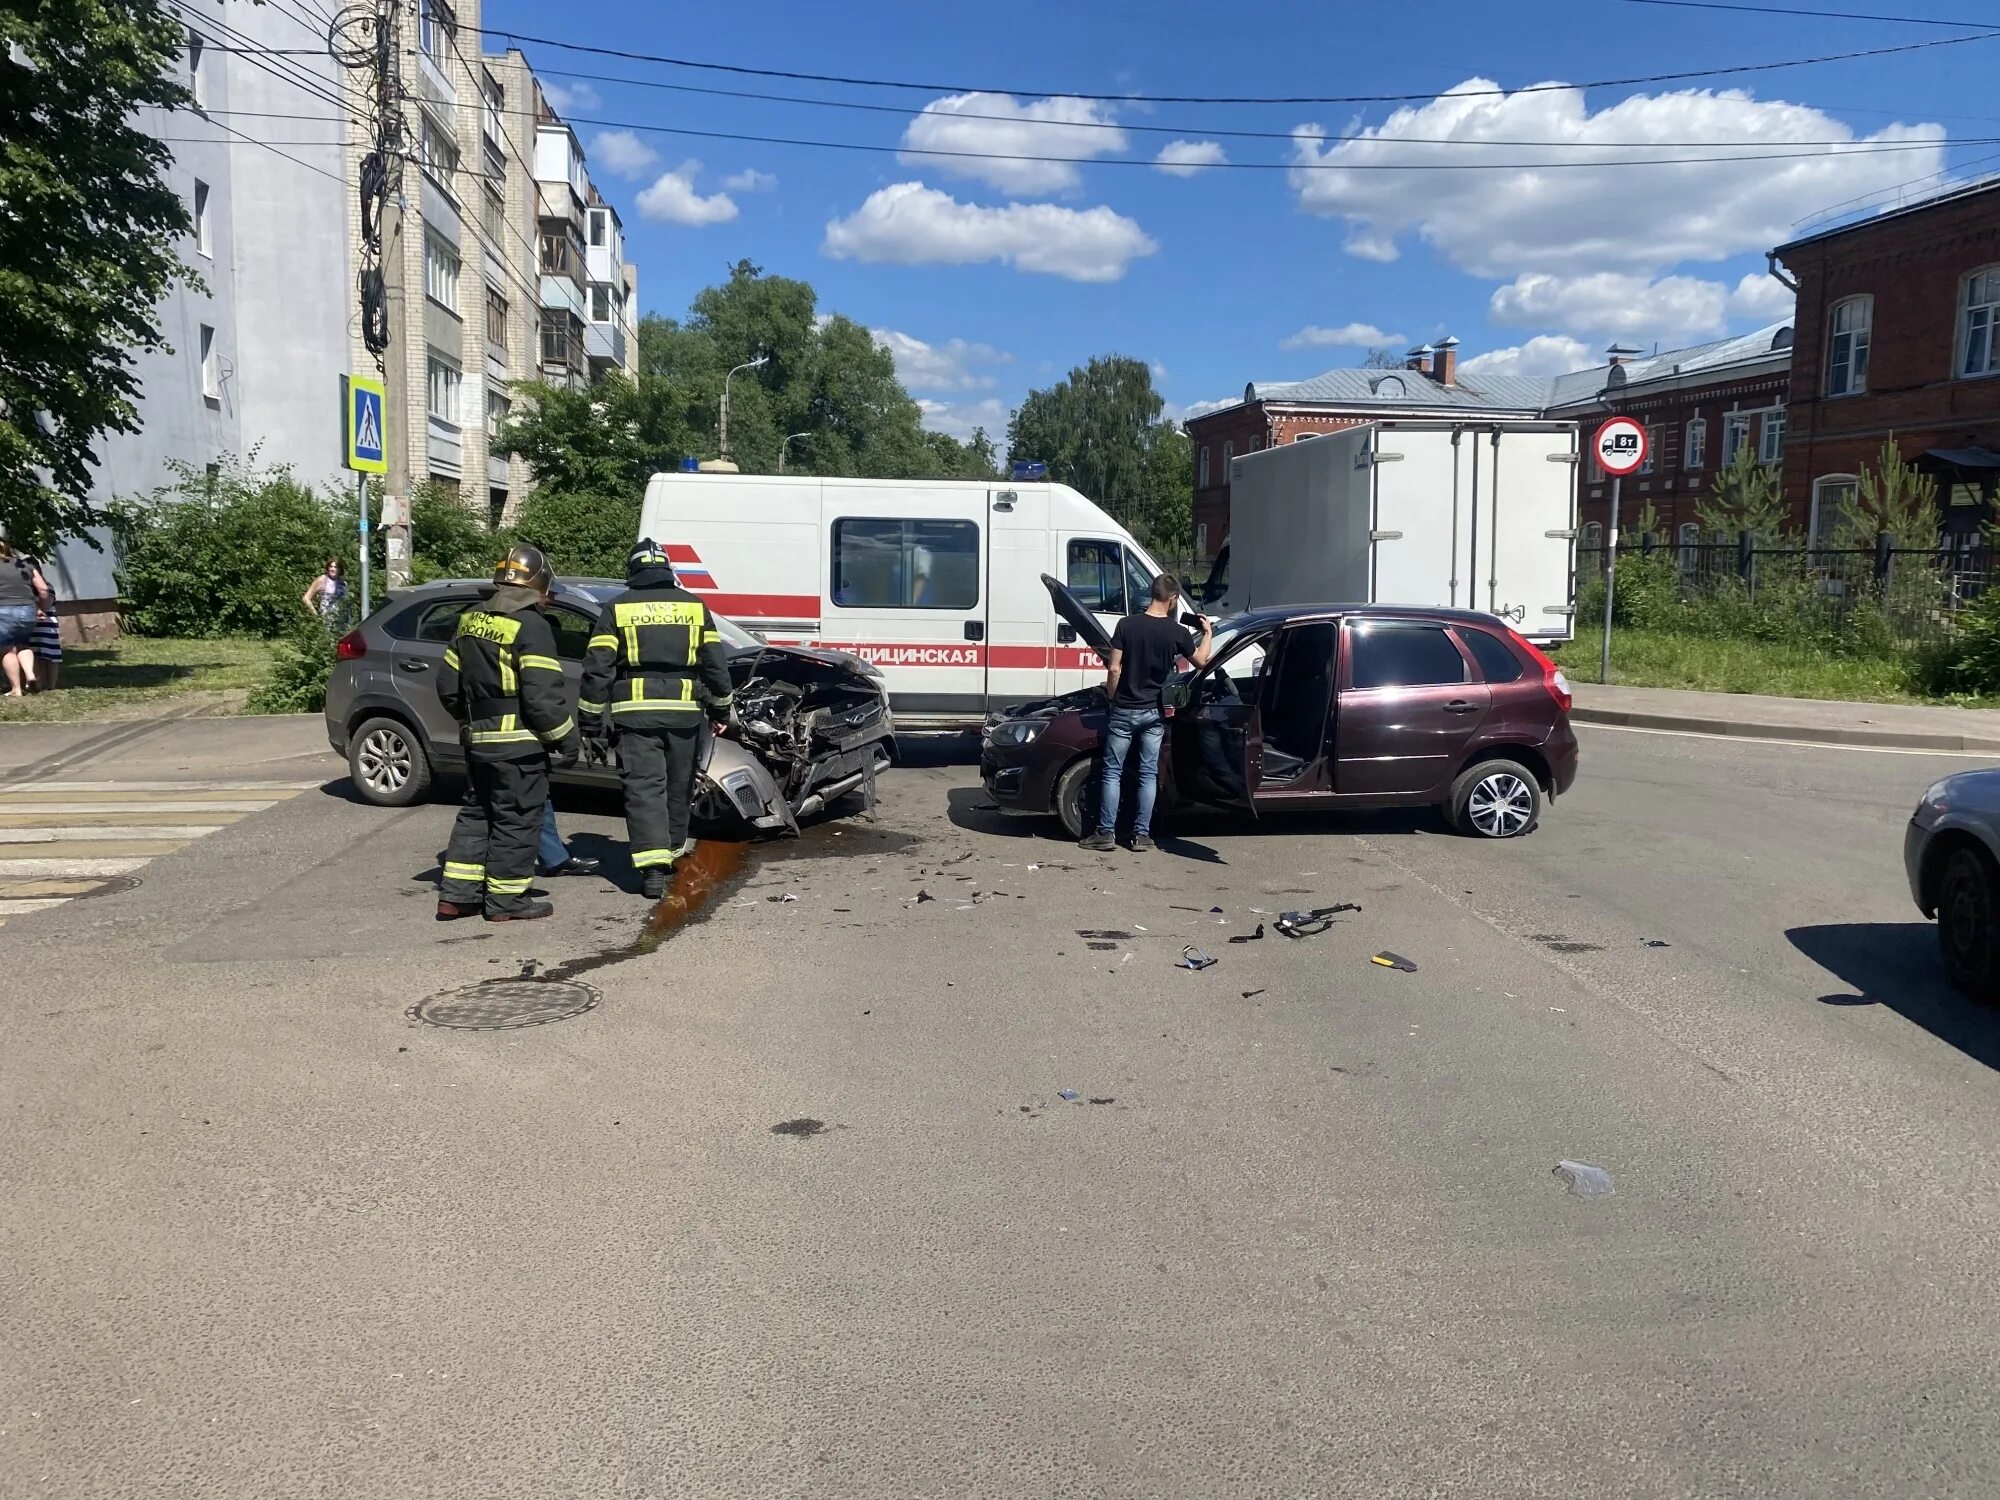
top-left (1578, 532), bottom-right (1997, 652)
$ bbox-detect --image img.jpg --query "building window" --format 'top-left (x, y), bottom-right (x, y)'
top-left (1759, 407), bottom-right (1786, 466)
top-left (1683, 416), bottom-right (1706, 470)
top-left (186, 28), bottom-right (205, 108)
top-left (419, 0), bottom-right (454, 66)
top-left (423, 233), bottom-right (460, 309)
top-left (829, 518), bottom-right (981, 610)
top-left (588, 209), bottom-right (606, 247)
top-left (1222, 440), bottom-right (1234, 472)
top-left (1960, 266), bottom-right (2000, 380)
top-left (1826, 295), bottom-right (1871, 396)
top-left (1198, 445), bottom-right (1210, 487)
top-left (199, 323), bottom-right (218, 399)
top-left (192, 179), bottom-right (211, 257)
top-left (590, 284), bottom-right (611, 323)
top-left (1722, 413), bottom-right (1749, 466)
top-left (1810, 475), bottom-right (1859, 544)
top-left (420, 117), bottom-right (460, 190)
top-left (1294, 431), bottom-right (1319, 442)
top-left (427, 353), bottom-right (462, 427)
top-left (1640, 423), bottom-right (1657, 476)
top-left (1677, 521), bottom-right (1701, 572)
top-left (1581, 521), bottom-right (1602, 551)
top-left (538, 225), bottom-right (584, 283)
top-left (480, 184), bottom-right (505, 245)
top-left (485, 285), bottom-right (508, 347)
top-left (486, 389), bottom-right (510, 441)
top-left (1249, 436), bottom-right (1263, 452)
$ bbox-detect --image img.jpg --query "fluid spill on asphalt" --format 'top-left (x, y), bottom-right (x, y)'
top-left (538, 838), bottom-right (753, 983)
top-left (772, 1117), bottom-right (827, 1138)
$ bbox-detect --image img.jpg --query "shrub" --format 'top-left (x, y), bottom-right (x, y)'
top-left (511, 488), bottom-right (642, 579)
top-left (247, 616), bottom-right (337, 714)
top-left (1908, 582), bottom-right (2000, 697)
top-left (408, 481), bottom-right (507, 583)
top-left (115, 458), bottom-right (349, 637)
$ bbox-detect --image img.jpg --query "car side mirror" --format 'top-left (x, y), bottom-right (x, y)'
top-left (1162, 680), bottom-right (1191, 710)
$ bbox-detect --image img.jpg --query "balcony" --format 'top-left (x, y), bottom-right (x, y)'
top-left (416, 51), bottom-right (457, 129)
top-left (585, 320), bottom-right (626, 368)
top-left (539, 318), bottom-right (588, 385)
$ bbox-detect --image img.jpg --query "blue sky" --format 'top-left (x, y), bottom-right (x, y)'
top-left (483, 0), bottom-right (1998, 440)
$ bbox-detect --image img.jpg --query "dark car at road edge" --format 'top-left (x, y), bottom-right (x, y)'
top-left (981, 578), bottom-right (1578, 840)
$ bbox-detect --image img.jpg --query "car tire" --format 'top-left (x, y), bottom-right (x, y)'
top-left (1936, 846), bottom-right (2000, 1003)
top-left (348, 715), bottom-right (433, 806)
top-left (1055, 756), bottom-right (1101, 841)
top-left (1448, 758), bottom-right (1541, 839)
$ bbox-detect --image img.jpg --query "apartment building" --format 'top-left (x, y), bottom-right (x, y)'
top-left (48, 0), bottom-right (349, 624)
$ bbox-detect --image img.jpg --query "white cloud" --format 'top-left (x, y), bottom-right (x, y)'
top-left (917, 396), bottom-right (1011, 441)
top-left (1154, 140), bottom-right (1228, 176)
top-left (1281, 321), bottom-right (1406, 351)
top-left (1727, 270), bottom-right (1796, 322)
top-left (723, 168), bottom-right (777, 193)
top-left (1150, 360), bottom-right (1169, 381)
top-left (823, 183), bottom-right (1158, 283)
top-left (872, 328), bottom-right (1014, 392)
top-left (635, 161), bottom-right (738, 227)
top-left (590, 129), bottom-right (660, 181)
top-left (1164, 396), bottom-right (1236, 427)
top-left (900, 92), bottom-right (1128, 195)
top-left (540, 78), bottom-right (601, 116)
top-left (1458, 334), bottom-right (1595, 379)
top-left (1489, 271), bottom-right (1729, 341)
top-left (1289, 80), bottom-right (1946, 276)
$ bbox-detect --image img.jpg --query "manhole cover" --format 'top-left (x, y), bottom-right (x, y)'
top-left (409, 977), bottom-right (600, 1030)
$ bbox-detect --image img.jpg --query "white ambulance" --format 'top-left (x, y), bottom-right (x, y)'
top-left (637, 471), bottom-right (1168, 727)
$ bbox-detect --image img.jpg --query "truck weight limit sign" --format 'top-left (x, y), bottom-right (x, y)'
top-left (1592, 416), bottom-right (1648, 478)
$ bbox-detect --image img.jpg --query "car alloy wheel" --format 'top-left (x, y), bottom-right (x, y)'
top-left (1467, 771), bottom-right (1534, 837)
top-left (1937, 848), bottom-right (2000, 1002)
top-left (357, 724), bottom-right (413, 796)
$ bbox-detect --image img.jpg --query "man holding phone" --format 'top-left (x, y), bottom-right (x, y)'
top-left (1080, 574), bottom-right (1215, 852)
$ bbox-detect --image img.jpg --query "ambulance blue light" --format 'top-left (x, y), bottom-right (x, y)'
top-left (1010, 460), bottom-right (1048, 480)
top-left (679, 456), bottom-right (700, 472)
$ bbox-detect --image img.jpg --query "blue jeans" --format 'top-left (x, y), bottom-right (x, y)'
top-left (1096, 705), bottom-right (1165, 838)
top-left (537, 800), bottom-right (568, 871)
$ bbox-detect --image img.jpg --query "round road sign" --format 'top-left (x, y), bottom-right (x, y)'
top-left (1592, 416), bottom-right (1648, 478)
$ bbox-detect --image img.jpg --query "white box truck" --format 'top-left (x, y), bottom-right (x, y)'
top-left (1216, 421), bottom-right (1579, 640)
top-left (636, 471), bottom-right (1169, 727)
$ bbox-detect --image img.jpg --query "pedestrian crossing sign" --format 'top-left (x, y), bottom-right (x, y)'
top-left (342, 374), bottom-right (387, 474)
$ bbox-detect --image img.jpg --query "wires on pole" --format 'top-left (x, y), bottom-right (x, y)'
top-left (331, 2), bottom-right (399, 367)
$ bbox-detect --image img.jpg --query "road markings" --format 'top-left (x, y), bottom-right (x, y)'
top-left (1576, 722), bottom-right (2000, 759)
top-left (0, 781), bottom-right (310, 925)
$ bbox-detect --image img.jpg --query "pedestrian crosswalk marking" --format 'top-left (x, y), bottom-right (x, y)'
top-left (0, 780), bottom-right (312, 926)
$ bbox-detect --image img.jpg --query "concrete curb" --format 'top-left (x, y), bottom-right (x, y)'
top-left (1570, 704), bottom-right (2000, 755)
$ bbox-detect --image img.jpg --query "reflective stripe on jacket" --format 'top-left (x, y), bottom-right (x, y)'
top-left (578, 583), bottom-right (735, 730)
top-left (436, 602), bottom-right (577, 761)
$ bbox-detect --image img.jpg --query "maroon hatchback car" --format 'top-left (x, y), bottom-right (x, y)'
top-left (979, 577), bottom-right (1579, 840)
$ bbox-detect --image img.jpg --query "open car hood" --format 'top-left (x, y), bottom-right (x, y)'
top-left (1040, 573), bottom-right (1114, 663)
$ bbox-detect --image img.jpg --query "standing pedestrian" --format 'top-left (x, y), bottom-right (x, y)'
top-left (434, 545), bottom-right (580, 922)
top-left (1079, 574), bottom-right (1215, 852)
top-left (302, 558), bottom-right (349, 630)
top-left (0, 541), bottom-right (55, 698)
top-left (579, 540), bottom-right (734, 899)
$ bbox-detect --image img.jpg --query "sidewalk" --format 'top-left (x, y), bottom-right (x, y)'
top-left (1569, 682), bottom-right (2000, 754)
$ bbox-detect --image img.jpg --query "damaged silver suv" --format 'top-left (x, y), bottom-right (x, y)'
top-left (324, 578), bottom-right (895, 834)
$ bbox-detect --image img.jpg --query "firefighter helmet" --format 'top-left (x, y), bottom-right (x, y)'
top-left (628, 538), bottom-right (675, 580)
top-left (493, 543), bottom-right (553, 593)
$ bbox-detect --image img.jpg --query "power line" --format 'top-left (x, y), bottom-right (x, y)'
top-left (465, 20), bottom-right (1997, 107)
top-left (192, 105), bottom-right (1985, 172)
top-left (171, 115), bottom-right (346, 183)
top-left (1616, 0), bottom-right (1992, 27)
top-left (523, 62), bottom-right (1984, 149)
top-left (166, 1), bottom-right (357, 117)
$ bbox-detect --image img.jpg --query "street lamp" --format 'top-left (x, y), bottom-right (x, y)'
top-left (778, 432), bottom-right (809, 473)
top-left (718, 355), bottom-right (769, 461)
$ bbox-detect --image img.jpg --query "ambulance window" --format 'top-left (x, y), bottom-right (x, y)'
top-left (1066, 539), bottom-right (1125, 615)
top-left (831, 518), bottom-right (979, 609)
top-left (1123, 547), bottom-right (1157, 616)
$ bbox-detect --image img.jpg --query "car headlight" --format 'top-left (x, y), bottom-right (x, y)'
top-left (985, 718), bottom-right (1048, 748)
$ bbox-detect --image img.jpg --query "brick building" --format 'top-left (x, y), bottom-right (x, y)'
top-left (1548, 323), bottom-right (1794, 553)
top-left (1186, 338), bottom-right (1554, 560)
top-left (1773, 178), bottom-right (2000, 545)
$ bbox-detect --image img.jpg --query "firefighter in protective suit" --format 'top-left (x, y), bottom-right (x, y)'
top-left (579, 540), bottom-right (734, 899)
top-left (436, 545), bottom-right (581, 922)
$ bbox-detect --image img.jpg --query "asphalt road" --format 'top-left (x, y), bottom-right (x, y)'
top-left (2, 717), bottom-right (1997, 1498)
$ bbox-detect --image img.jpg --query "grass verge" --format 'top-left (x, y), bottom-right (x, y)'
top-left (0, 636), bottom-right (282, 723)
top-left (1551, 626), bottom-right (1937, 704)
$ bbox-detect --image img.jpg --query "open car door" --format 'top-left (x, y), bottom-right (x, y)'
top-left (1168, 631), bottom-right (1264, 818)
top-left (1038, 572), bottom-right (1114, 667)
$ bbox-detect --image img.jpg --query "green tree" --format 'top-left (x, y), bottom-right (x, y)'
top-left (1838, 436), bottom-right (1940, 548)
top-left (511, 487), bottom-right (642, 579)
top-left (1137, 423), bottom-right (1193, 554)
top-left (1007, 355), bottom-right (1166, 525)
top-left (499, 373), bottom-right (687, 496)
top-left (1697, 444), bottom-right (1790, 541)
top-left (1, 1), bottom-right (200, 552)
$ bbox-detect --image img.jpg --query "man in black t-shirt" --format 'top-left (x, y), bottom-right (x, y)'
top-left (1080, 574), bottom-right (1214, 852)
